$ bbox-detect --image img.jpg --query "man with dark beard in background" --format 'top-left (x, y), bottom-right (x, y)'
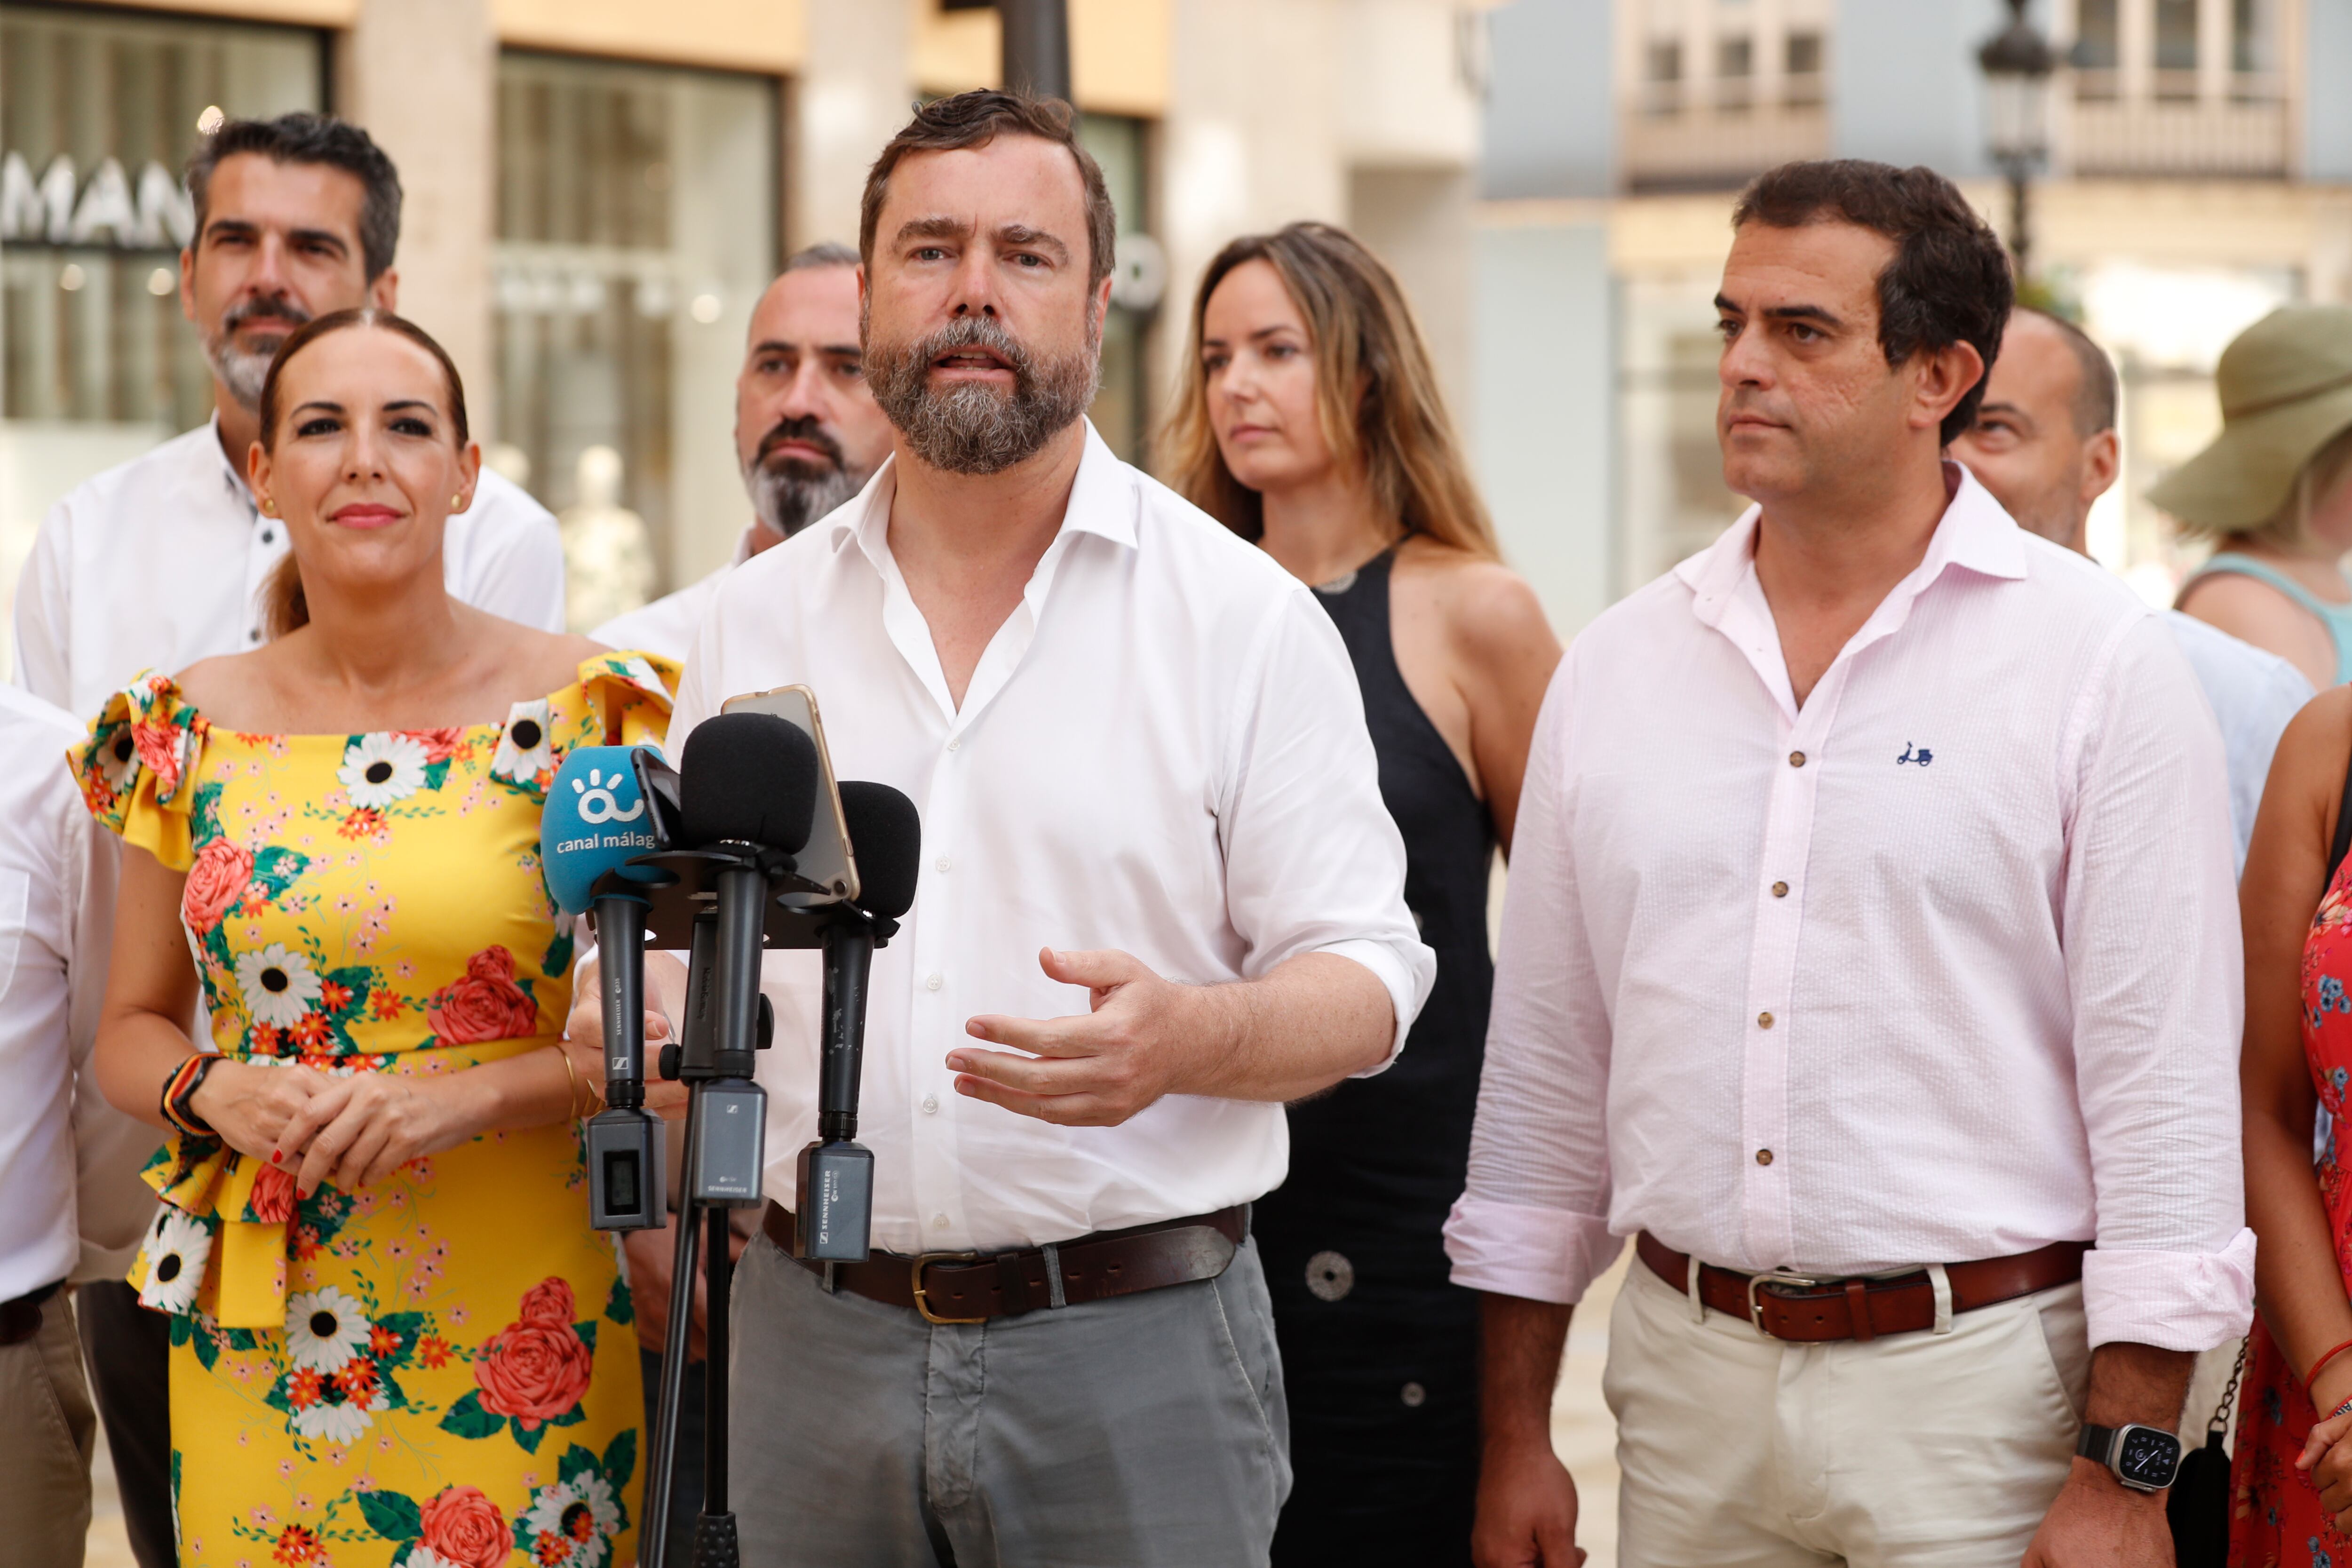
top-left (592, 242), bottom-right (892, 661)
top-left (613, 90), bottom-right (1433, 1565)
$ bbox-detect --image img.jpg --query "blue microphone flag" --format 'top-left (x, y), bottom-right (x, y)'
top-left (542, 745), bottom-right (665, 915)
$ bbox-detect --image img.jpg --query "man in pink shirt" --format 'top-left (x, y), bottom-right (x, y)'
top-left (1454, 161), bottom-right (2252, 1567)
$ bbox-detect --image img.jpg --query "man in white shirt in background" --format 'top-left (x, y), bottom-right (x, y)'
top-left (8, 111), bottom-right (565, 1568)
top-left (1458, 160), bottom-right (2251, 1568)
top-left (654, 90), bottom-right (1432, 1564)
top-left (0, 688), bottom-right (112, 1565)
top-left (592, 242), bottom-right (893, 662)
top-left (1952, 305), bottom-right (2313, 873)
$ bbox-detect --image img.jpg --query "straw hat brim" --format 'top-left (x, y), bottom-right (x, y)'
top-left (2148, 383), bottom-right (2352, 531)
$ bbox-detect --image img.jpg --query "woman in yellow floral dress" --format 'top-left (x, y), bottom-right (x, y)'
top-left (79, 308), bottom-right (671, 1568)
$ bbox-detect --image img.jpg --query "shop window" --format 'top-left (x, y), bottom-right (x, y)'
top-left (1076, 112), bottom-right (1158, 466)
top-left (493, 52), bottom-right (777, 624)
top-left (1, 6), bottom-right (320, 429)
top-left (1645, 40), bottom-right (1683, 117)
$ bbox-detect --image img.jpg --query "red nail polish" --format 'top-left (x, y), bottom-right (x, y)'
top-left (270, 1151), bottom-right (282, 1164)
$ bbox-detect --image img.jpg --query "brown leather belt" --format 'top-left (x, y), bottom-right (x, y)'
top-left (763, 1202), bottom-right (1248, 1324)
top-left (0, 1281), bottom-right (61, 1347)
top-left (1637, 1232), bottom-right (2086, 1343)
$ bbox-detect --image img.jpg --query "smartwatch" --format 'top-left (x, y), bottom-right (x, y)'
top-left (2075, 1421), bottom-right (2183, 1492)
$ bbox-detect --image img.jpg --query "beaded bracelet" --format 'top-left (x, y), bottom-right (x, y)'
top-left (159, 1053), bottom-right (219, 1137)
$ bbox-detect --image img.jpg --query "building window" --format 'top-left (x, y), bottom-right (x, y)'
top-left (2154, 0), bottom-right (2198, 97)
top-left (1, 6), bottom-right (320, 430)
top-left (1645, 39), bottom-right (1684, 117)
top-left (2232, 0), bottom-right (2277, 96)
top-left (493, 52), bottom-right (777, 626)
top-left (1716, 35), bottom-right (1753, 113)
top-left (2074, 0), bottom-right (2120, 98)
top-left (1784, 31), bottom-right (1824, 107)
top-left (1076, 113), bottom-right (1156, 466)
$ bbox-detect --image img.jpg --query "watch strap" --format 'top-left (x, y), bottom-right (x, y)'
top-left (2074, 1422), bottom-right (2115, 1465)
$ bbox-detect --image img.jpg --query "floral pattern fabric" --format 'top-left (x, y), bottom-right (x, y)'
top-left (2234, 858), bottom-right (2352, 1565)
top-left (71, 653), bottom-right (675, 1568)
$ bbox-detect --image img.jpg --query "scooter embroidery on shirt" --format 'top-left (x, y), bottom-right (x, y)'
top-left (1896, 742), bottom-right (1934, 766)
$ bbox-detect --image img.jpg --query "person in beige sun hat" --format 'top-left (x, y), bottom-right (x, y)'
top-left (2170, 304), bottom-right (2352, 690)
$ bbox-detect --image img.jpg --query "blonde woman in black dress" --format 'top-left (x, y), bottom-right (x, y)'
top-left (1167, 222), bottom-right (1561, 1566)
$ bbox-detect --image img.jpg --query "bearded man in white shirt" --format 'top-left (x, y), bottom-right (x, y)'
top-left (592, 242), bottom-right (894, 662)
top-left (8, 112), bottom-right (564, 1568)
top-left (647, 90), bottom-right (1431, 1565)
top-left (1457, 160), bottom-right (2252, 1568)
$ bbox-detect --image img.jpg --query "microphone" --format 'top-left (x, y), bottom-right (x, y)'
top-left (543, 747), bottom-right (668, 1231)
top-left (672, 714), bottom-right (823, 1211)
top-left (797, 781), bottom-right (921, 1263)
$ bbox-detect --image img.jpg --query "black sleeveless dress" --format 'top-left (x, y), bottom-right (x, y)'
top-left (1258, 547), bottom-right (1495, 1567)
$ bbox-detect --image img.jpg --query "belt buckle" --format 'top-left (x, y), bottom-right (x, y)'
top-left (1746, 1269), bottom-right (1820, 1333)
top-left (910, 1252), bottom-right (986, 1325)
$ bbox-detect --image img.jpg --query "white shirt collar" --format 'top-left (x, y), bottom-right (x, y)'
top-left (1677, 460), bottom-right (2029, 629)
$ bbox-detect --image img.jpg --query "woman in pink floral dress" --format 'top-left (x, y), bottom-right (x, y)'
top-left (78, 309), bottom-right (670, 1567)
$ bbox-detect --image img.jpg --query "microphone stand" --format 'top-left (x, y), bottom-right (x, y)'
top-left (612, 841), bottom-right (890, 1568)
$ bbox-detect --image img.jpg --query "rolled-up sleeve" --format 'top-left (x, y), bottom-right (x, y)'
top-left (1446, 653), bottom-right (1621, 1305)
top-left (1217, 589), bottom-right (1434, 1066)
top-left (2065, 615), bottom-right (2255, 1351)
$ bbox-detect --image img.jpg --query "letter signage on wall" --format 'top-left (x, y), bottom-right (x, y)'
top-left (0, 153), bottom-right (195, 250)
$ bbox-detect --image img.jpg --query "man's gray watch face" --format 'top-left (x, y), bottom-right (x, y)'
top-left (2116, 1426), bottom-right (2180, 1486)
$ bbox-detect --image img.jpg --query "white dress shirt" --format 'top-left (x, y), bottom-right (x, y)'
top-left (0, 686), bottom-right (115, 1299)
top-left (590, 525), bottom-right (763, 664)
top-left (2163, 610), bottom-right (2313, 875)
top-left (1446, 468), bottom-right (2254, 1353)
top-left (11, 416), bottom-right (566, 718)
top-left (673, 423), bottom-right (1434, 1256)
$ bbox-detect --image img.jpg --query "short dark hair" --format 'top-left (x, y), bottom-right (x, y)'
top-left (2018, 307), bottom-right (2120, 438)
top-left (783, 241), bottom-right (859, 273)
top-left (186, 113), bottom-right (402, 282)
top-left (1732, 159), bottom-right (2013, 445)
top-left (859, 91), bottom-right (1116, 292)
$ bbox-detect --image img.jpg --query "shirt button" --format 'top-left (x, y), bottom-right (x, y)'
top-left (259, 529), bottom-right (274, 544)
top-left (1788, 751), bottom-right (1807, 768)
top-left (946, 738), bottom-right (960, 752)
top-left (1758, 1011), bottom-right (1775, 1029)
top-left (932, 1213), bottom-right (950, 1230)
top-left (1771, 881), bottom-right (1789, 898)
top-left (247, 629), bottom-right (262, 644)
top-left (936, 856), bottom-right (951, 873)
top-left (922, 1094), bottom-right (939, 1114)
top-left (1756, 1148), bottom-right (1775, 1166)
top-left (1400, 1381), bottom-right (1427, 1408)
top-left (925, 973), bottom-right (943, 991)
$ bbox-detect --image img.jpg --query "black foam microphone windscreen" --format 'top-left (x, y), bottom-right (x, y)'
top-left (678, 712), bottom-right (819, 853)
top-left (838, 781), bottom-right (922, 920)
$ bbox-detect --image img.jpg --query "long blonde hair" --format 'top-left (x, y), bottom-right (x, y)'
top-left (1163, 222), bottom-right (1499, 559)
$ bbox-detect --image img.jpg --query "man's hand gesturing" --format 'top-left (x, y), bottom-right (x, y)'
top-left (952, 948), bottom-right (1240, 1127)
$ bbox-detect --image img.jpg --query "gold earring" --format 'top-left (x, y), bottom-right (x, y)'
top-left (260, 498), bottom-right (275, 515)
top-left (451, 493), bottom-right (464, 508)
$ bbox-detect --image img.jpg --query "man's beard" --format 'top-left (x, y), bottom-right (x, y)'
top-left (205, 292), bottom-right (312, 411)
top-left (743, 415), bottom-right (866, 538)
top-left (862, 313), bottom-right (1098, 476)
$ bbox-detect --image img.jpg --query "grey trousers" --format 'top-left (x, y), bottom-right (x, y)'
top-left (0, 1289), bottom-right (95, 1568)
top-left (728, 1229), bottom-right (1290, 1567)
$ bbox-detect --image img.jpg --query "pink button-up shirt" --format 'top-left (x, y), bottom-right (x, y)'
top-left (1446, 468), bottom-right (2256, 1352)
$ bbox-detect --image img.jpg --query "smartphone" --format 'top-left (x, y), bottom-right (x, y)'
top-left (718, 683), bottom-right (859, 907)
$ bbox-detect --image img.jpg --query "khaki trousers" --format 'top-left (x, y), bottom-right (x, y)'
top-left (1604, 1253), bottom-right (2091, 1568)
top-left (0, 1289), bottom-right (96, 1568)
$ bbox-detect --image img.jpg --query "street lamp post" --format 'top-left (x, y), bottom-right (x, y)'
top-left (1978, 0), bottom-right (2056, 279)
top-left (1000, 0), bottom-right (1073, 103)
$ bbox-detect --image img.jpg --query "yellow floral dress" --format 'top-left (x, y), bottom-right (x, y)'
top-left (71, 652), bottom-right (677, 1568)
